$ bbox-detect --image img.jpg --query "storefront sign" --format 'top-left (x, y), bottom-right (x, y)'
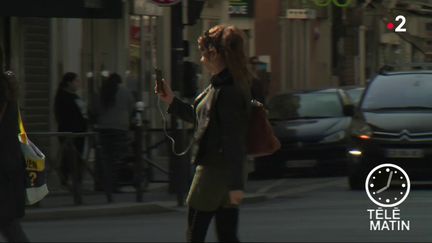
top-left (286, 9), bottom-right (316, 19)
top-left (229, 0), bottom-right (254, 18)
top-left (313, 0), bottom-right (352, 8)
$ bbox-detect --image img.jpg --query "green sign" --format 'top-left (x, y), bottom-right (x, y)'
top-left (313, 0), bottom-right (352, 8)
top-left (229, 0), bottom-right (254, 17)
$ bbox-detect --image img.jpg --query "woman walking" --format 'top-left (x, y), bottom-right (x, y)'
top-left (156, 25), bottom-right (252, 242)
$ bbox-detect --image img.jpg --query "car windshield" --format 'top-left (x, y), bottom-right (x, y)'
top-left (346, 88), bottom-right (364, 105)
top-left (362, 74), bottom-right (432, 110)
top-left (268, 92), bottom-right (343, 120)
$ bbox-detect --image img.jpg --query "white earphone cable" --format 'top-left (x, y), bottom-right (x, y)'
top-left (157, 96), bottom-right (195, 156)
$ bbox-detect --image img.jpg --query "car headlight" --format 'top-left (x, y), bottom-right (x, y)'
top-left (321, 131), bottom-right (346, 143)
top-left (351, 124), bottom-right (373, 140)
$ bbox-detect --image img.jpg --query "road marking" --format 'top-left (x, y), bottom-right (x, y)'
top-left (256, 179), bottom-right (288, 194)
top-left (267, 178), bottom-right (346, 199)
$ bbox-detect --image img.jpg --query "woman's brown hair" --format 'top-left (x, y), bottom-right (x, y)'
top-left (198, 25), bottom-right (252, 96)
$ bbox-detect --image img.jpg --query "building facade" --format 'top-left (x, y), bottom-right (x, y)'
top-left (2, 0), bottom-right (432, 140)
top-left (0, 0), bottom-right (172, 162)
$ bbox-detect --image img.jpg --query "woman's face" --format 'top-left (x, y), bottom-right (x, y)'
top-left (70, 77), bottom-right (80, 92)
top-left (200, 50), bottom-right (212, 72)
top-left (200, 49), bottom-right (220, 74)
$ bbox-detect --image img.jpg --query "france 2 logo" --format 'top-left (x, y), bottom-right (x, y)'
top-left (387, 15), bottom-right (407, 33)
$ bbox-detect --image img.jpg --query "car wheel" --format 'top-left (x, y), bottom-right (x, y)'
top-left (348, 170), bottom-right (366, 190)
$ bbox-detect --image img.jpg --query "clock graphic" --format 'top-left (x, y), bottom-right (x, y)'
top-left (365, 163), bottom-right (410, 208)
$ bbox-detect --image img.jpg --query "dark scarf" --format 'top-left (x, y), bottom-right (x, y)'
top-left (210, 68), bottom-right (234, 88)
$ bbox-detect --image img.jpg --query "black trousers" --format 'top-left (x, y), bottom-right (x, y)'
top-left (98, 129), bottom-right (129, 200)
top-left (0, 219), bottom-right (29, 242)
top-left (187, 207), bottom-right (240, 243)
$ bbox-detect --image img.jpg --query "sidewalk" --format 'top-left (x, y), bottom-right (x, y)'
top-left (23, 180), bottom-right (271, 222)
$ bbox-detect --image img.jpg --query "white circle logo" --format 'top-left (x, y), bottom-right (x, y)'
top-left (365, 163), bottom-right (410, 208)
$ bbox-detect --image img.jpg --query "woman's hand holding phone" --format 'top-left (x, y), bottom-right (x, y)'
top-left (154, 72), bottom-right (174, 105)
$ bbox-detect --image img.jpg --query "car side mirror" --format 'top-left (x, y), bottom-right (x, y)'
top-left (343, 104), bottom-right (355, 117)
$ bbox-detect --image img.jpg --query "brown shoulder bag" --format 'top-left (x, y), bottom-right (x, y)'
top-left (247, 100), bottom-right (281, 157)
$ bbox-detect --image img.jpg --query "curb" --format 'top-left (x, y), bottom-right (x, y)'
top-left (47, 184), bottom-right (170, 197)
top-left (23, 178), bottom-right (345, 221)
top-left (23, 201), bottom-right (178, 222)
top-left (23, 193), bottom-right (270, 222)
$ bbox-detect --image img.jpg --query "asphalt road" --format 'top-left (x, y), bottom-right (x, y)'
top-left (16, 177), bottom-right (432, 242)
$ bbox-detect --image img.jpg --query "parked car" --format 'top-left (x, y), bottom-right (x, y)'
top-left (348, 64), bottom-right (432, 189)
top-left (342, 86), bottom-right (365, 107)
top-left (252, 88), bottom-right (355, 177)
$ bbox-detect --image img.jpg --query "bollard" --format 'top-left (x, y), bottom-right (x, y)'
top-left (134, 101), bottom-right (145, 202)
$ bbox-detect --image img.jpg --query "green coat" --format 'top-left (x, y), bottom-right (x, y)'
top-left (168, 69), bottom-right (250, 211)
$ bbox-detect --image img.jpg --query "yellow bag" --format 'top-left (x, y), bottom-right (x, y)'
top-left (18, 110), bottom-right (49, 205)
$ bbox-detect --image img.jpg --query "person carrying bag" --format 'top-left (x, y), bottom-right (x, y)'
top-left (155, 24), bottom-right (280, 243)
top-left (0, 71), bottom-right (30, 242)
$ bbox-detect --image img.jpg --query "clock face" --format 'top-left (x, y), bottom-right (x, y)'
top-left (365, 163), bottom-right (410, 208)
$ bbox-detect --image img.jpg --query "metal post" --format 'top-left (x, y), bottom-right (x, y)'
top-left (359, 25), bottom-right (367, 86)
top-left (90, 18), bottom-right (95, 96)
top-left (280, 17), bottom-right (288, 92)
top-left (305, 19), bottom-right (310, 89)
top-left (3, 17), bottom-right (11, 70)
top-left (69, 137), bottom-right (83, 205)
top-left (146, 16), bottom-right (158, 182)
top-left (169, 2), bottom-right (189, 207)
top-left (134, 14), bottom-right (145, 203)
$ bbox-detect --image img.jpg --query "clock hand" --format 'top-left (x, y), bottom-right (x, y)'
top-left (376, 185), bottom-right (388, 194)
top-left (386, 171), bottom-right (393, 187)
top-left (376, 171), bottom-right (394, 194)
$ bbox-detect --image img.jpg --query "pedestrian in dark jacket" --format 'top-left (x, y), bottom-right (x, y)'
top-left (94, 73), bottom-right (134, 201)
top-left (54, 72), bottom-right (88, 186)
top-left (156, 25), bottom-right (252, 242)
top-left (0, 71), bottom-right (30, 242)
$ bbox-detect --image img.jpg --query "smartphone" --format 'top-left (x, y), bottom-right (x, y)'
top-left (155, 68), bottom-right (165, 94)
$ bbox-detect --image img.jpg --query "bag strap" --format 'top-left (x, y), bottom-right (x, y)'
top-left (18, 107), bottom-right (28, 144)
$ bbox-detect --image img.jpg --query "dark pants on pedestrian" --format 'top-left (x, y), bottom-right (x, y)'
top-left (98, 129), bottom-right (129, 201)
top-left (58, 137), bottom-right (85, 186)
top-left (0, 219), bottom-right (29, 242)
top-left (187, 207), bottom-right (240, 243)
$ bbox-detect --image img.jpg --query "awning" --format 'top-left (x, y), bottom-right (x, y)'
top-left (0, 0), bottom-right (122, 19)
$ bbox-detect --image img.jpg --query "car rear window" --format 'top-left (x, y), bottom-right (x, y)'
top-left (268, 92), bottom-right (343, 120)
top-left (362, 74), bottom-right (432, 110)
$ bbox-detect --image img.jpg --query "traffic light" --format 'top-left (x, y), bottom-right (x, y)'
top-left (185, 0), bottom-right (205, 26)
